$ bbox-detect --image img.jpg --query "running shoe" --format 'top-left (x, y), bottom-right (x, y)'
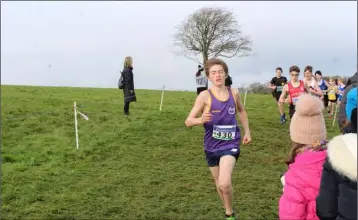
top-left (225, 211), bottom-right (236, 220)
top-left (280, 114), bottom-right (286, 124)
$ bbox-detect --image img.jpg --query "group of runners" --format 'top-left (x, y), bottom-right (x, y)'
top-left (186, 58), bottom-right (356, 220)
top-left (269, 65), bottom-right (346, 124)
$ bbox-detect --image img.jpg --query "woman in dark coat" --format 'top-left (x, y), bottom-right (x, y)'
top-left (316, 88), bottom-right (357, 220)
top-left (122, 56), bottom-right (136, 115)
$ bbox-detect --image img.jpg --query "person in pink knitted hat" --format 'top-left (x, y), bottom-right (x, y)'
top-left (278, 94), bottom-right (327, 220)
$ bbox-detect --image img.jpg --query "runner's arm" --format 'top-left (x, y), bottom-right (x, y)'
top-left (279, 85), bottom-right (288, 103)
top-left (233, 89), bottom-right (250, 135)
top-left (184, 91), bottom-right (207, 127)
top-left (268, 78), bottom-right (276, 89)
top-left (312, 81), bottom-right (323, 96)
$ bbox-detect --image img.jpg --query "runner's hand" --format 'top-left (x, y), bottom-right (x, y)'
top-left (242, 132), bottom-right (251, 144)
top-left (285, 98), bottom-right (290, 104)
top-left (200, 112), bottom-right (212, 124)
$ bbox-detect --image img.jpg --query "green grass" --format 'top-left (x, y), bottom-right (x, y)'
top-left (1, 85), bottom-right (340, 219)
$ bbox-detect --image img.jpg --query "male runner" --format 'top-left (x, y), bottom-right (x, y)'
top-left (268, 67), bottom-right (288, 124)
top-left (185, 58), bottom-right (251, 220)
top-left (279, 65), bottom-right (308, 119)
top-left (315, 71), bottom-right (329, 109)
top-left (196, 65), bottom-right (208, 95)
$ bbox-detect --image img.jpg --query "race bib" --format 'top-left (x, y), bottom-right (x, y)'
top-left (292, 97), bottom-right (299, 105)
top-left (277, 86), bottom-right (283, 92)
top-left (212, 125), bottom-right (236, 141)
top-left (196, 76), bottom-right (207, 88)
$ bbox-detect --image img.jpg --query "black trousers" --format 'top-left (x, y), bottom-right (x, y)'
top-left (124, 102), bottom-right (130, 114)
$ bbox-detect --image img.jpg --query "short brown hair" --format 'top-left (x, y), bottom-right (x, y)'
top-left (204, 58), bottom-right (229, 77)
top-left (304, 65), bottom-right (313, 73)
top-left (289, 65), bottom-right (300, 73)
top-left (276, 67), bottom-right (283, 72)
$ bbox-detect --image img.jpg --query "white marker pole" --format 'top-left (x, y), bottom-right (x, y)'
top-left (332, 103), bottom-right (339, 127)
top-left (159, 84), bottom-right (165, 111)
top-left (74, 102), bottom-right (79, 149)
top-left (243, 89), bottom-right (248, 106)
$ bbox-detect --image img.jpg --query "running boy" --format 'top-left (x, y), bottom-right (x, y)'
top-left (315, 71), bottom-right (330, 111)
top-left (185, 58), bottom-right (251, 220)
top-left (337, 77), bottom-right (346, 104)
top-left (268, 67), bottom-right (288, 124)
top-left (279, 65), bottom-right (308, 119)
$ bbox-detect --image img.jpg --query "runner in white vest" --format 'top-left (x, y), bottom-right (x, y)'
top-left (196, 65), bottom-right (208, 95)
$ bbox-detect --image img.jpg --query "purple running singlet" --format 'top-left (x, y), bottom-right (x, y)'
top-left (203, 88), bottom-right (241, 152)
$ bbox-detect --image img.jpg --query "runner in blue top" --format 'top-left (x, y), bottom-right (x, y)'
top-left (185, 58), bottom-right (251, 220)
top-left (315, 71), bottom-right (330, 111)
top-left (337, 77), bottom-right (346, 103)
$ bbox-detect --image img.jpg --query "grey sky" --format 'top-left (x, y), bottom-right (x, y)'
top-left (1, 1), bottom-right (357, 91)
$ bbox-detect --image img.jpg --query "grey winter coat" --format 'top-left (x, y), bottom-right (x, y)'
top-left (122, 67), bottom-right (137, 103)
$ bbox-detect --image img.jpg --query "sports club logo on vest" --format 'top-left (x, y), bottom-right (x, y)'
top-left (228, 106), bottom-right (236, 115)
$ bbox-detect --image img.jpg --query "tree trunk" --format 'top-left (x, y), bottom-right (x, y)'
top-left (202, 51), bottom-right (209, 88)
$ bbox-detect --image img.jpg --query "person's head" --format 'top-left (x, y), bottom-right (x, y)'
top-left (287, 94), bottom-right (327, 164)
top-left (338, 77), bottom-right (344, 85)
top-left (204, 58), bottom-right (229, 87)
top-left (289, 65), bottom-right (300, 82)
top-left (290, 94), bottom-right (327, 144)
top-left (345, 87), bottom-right (357, 133)
top-left (304, 65), bottom-right (313, 80)
top-left (329, 78), bottom-right (337, 86)
top-left (124, 56), bottom-right (133, 68)
top-left (315, 70), bottom-right (322, 81)
top-left (276, 67), bottom-right (283, 77)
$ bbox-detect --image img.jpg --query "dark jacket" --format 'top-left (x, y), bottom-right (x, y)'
top-left (338, 72), bottom-right (357, 127)
top-left (316, 133), bottom-right (357, 220)
top-left (122, 67), bottom-right (136, 103)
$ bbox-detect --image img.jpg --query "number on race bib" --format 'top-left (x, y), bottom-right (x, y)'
top-left (277, 86), bottom-right (283, 92)
top-left (212, 125), bottom-right (236, 141)
top-left (196, 78), bottom-right (205, 86)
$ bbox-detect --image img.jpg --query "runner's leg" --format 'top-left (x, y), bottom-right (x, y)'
top-left (289, 104), bottom-right (295, 119)
top-left (276, 93), bottom-right (286, 123)
top-left (206, 151), bottom-right (225, 207)
top-left (209, 166), bottom-right (225, 205)
top-left (218, 155), bottom-right (237, 216)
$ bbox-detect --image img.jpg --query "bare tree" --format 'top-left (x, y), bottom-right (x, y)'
top-left (173, 7), bottom-right (252, 64)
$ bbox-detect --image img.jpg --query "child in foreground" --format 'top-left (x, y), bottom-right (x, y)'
top-left (279, 94), bottom-right (327, 220)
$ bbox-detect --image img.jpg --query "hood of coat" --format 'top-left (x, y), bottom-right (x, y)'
top-left (327, 133), bottom-right (357, 181)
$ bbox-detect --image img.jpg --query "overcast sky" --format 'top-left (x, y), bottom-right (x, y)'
top-left (1, 1), bottom-right (357, 91)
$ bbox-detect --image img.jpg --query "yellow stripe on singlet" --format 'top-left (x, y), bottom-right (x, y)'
top-left (204, 90), bottom-right (212, 113)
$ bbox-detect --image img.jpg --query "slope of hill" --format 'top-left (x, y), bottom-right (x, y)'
top-left (1, 85), bottom-right (340, 219)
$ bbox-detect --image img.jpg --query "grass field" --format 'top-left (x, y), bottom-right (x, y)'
top-left (1, 85), bottom-right (340, 219)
